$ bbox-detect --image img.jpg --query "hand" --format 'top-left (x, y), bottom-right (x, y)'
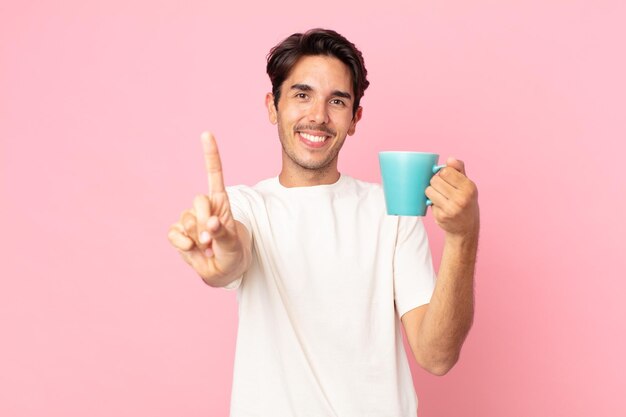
top-left (425, 157), bottom-right (480, 239)
top-left (167, 132), bottom-right (246, 285)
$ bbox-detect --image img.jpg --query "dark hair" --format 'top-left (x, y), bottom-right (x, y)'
top-left (266, 28), bottom-right (369, 116)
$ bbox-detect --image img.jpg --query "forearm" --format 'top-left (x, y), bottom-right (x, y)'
top-left (416, 231), bottom-right (478, 372)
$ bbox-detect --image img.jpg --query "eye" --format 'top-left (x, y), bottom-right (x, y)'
top-left (330, 99), bottom-right (346, 106)
top-left (295, 93), bottom-right (308, 99)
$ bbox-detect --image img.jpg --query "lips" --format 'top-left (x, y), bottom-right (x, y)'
top-left (297, 132), bottom-right (331, 148)
top-left (300, 132), bottom-right (327, 143)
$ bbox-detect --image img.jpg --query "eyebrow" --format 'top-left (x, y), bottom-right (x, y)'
top-left (290, 83), bottom-right (352, 100)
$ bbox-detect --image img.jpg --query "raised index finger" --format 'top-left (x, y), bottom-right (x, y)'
top-left (201, 131), bottom-right (225, 195)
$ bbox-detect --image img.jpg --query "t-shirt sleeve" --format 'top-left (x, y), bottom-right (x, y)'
top-left (222, 185), bottom-right (252, 291)
top-left (227, 185), bottom-right (252, 234)
top-left (393, 216), bottom-right (437, 318)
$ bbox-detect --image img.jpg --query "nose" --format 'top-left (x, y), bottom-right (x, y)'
top-left (308, 100), bottom-right (329, 125)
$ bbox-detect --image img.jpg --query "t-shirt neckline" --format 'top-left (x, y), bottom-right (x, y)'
top-left (272, 173), bottom-right (349, 193)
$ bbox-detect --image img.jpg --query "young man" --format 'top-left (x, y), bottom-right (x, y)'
top-left (168, 28), bottom-right (479, 416)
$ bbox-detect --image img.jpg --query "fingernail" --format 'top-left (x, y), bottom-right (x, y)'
top-left (200, 231), bottom-right (210, 244)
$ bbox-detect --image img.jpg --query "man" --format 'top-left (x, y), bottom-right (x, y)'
top-left (168, 28), bottom-right (479, 416)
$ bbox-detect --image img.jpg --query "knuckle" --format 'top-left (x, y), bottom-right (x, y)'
top-left (468, 182), bottom-right (478, 198)
top-left (168, 224), bottom-right (180, 236)
top-left (460, 187), bottom-right (477, 205)
top-left (167, 230), bottom-right (177, 245)
top-left (193, 194), bottom-right (206, 206)
top-left (438, 212), bottom-right (450, 223)
top-left (183, 218), bottom-right (196, 231)
top-left (179, 209), bottom-right (190, 222)
top-left (182, 241), bottom-right (194, 251)
top-left (170, 237), bottom-right (186, 251)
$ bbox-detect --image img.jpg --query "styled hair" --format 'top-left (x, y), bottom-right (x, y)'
top-left (266, 28), bottom-right (370, 116)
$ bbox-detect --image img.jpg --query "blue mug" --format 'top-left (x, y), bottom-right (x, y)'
top-left (379, 151), bottom-right (446, 216)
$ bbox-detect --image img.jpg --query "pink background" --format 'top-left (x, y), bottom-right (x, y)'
top-left (2, 1), bottom-right (625, 416)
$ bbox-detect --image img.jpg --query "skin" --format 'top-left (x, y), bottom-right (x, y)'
top-left (168, 54), bottom-right (479, 376)
top-left (403, 159), bottom-right (479, 375)
top-left (167, 132), bottom-right (251, 288)
top-left (266, 55), bottom-right (362, 187)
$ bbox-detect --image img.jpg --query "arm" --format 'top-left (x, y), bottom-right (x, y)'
top-left (402, 158), bottom-right (479, 376)
top-left (167, 132), bottom-right (252, 288)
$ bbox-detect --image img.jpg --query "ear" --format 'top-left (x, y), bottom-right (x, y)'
top-left (265, 93), bottom-right (278, 125)
top-left (347, 106), bottom-right (363, 136)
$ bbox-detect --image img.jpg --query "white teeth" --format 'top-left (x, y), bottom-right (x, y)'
top-left (300, 132), bottom-right (327, 143)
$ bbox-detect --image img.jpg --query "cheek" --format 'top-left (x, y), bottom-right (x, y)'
top-left (333, 112), bottom-right (356, 131)
top-left (280, 106), bottom-right (309, 126)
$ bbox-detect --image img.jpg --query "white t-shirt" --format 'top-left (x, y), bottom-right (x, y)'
top-left (225, 174), bottom-right (436, 417)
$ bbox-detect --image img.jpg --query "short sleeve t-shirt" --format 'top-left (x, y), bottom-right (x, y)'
top-left (225, 174), bottom-right (436, 417)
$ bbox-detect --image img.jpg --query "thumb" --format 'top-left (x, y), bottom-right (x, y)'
top-left (207, 216), bottom-right (227, 239)
top-left (445, 157), bottom-right (466, 175)
top-left (207, 215), bottom-right (237, 246)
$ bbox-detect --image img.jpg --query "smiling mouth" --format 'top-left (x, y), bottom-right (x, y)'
top-left (299, 132), bottom-right (329, 143)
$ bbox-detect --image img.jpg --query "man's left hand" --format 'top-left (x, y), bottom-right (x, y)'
top-left (425, 157), bottom-right (480, 239)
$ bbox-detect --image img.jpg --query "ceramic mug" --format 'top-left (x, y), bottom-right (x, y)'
top-left (379, 151), bottom-right (446, 216)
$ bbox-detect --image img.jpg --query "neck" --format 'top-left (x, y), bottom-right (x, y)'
top-left (278, 158), bottom-right (340, 188)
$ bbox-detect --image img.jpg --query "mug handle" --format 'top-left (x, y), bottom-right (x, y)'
top-left (426, 164), bottom-right (447, 206)
top-left (432, 164), bottom-right (446, 174)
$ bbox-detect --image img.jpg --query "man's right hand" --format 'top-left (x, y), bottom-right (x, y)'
top-left (167, 132), bottom-right (250, 287)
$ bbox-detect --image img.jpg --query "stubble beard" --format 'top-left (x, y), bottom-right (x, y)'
top-left (276, 117), bottom-right (346, 172)
top-left (277, 127), bottom-right (345, 172)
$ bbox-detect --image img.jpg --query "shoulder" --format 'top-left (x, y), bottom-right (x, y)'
top-left (226, 178), bottom-right (280, 210)
top-left (226, 177), bottom-right (274, 196)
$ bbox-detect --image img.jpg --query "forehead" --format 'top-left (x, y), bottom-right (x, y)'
top-left (284, 55), bottom-right (353, 94)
